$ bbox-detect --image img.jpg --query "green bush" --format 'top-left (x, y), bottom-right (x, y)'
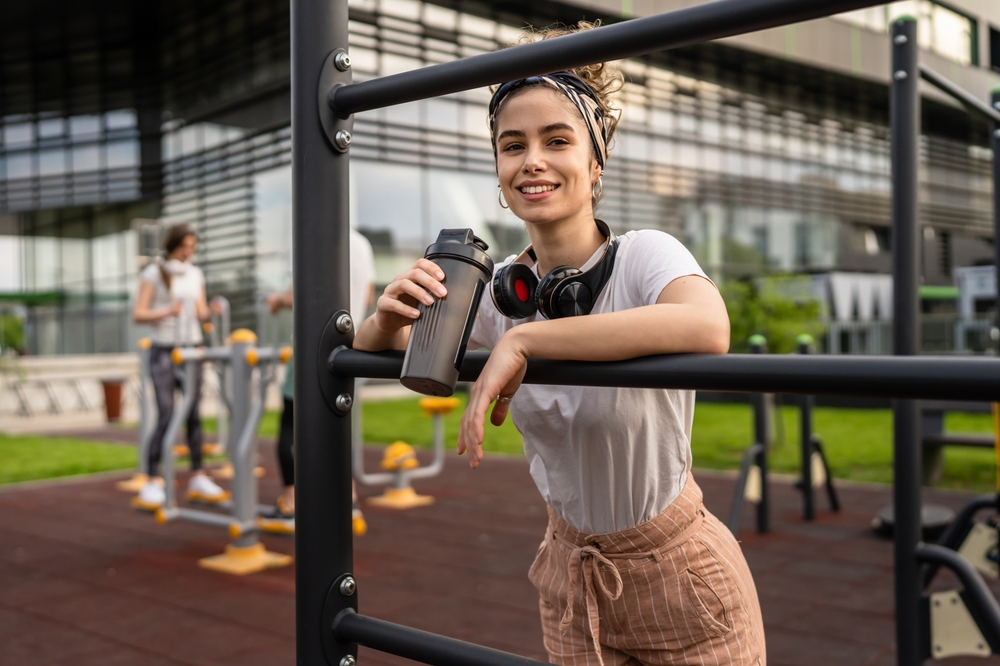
top-left (722, 277), bottom-right (825, 354)
top-left (0, 313), bottom-right (25, 354)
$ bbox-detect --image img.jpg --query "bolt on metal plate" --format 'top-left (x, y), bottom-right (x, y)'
top-left (335, 393), bottom-right (353, 412)
top-left (336, 313), bottom-right (354, 333)
top-left (340, 656), bottom-right (356, 666)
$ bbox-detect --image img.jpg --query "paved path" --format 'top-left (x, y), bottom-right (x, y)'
top-left (1, 442), bottom-right (999, 665)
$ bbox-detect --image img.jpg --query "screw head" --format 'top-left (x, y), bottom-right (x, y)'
top-left (994, 129), bottom-right (1000, 139)
top-left (334, 52), bottom-right (352, 71)
top-left (994, 101), bottom-right (1000, 111)
top-left (893, 34), bottom-right (908, 45)
top-left (893, 70), bottom-right (908, 81)
top-left (340, 656), bottom-right (356, 666)
top-left (340, 575), bottom-right (357, 596)
top-left (334, 130), bottom-right (352, 151)
top-left (335, 393), bottom-right (353, 412)
top-left (336, 313), bottom-right (353, 334)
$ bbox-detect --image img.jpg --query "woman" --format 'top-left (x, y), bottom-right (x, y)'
top-left (133, 223), bottom-right (226, 509)
top-left (354, 23), bottom-right (765, 666)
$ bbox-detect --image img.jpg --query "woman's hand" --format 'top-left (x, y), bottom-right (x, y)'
top-left (457, 330), bottom-right (528, 469)
top-left (373, 258), bottom-right (447, 335)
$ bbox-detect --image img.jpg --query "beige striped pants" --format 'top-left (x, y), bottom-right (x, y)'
top-left (528, 475), bottom-right (765, 666)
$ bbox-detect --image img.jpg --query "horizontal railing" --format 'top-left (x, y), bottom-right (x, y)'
top-left (331, 349), bottom-right (1000, 402)
top-left (333, 609), bottom-right (549, 666)
top-left (328, 0), bottom-right (883, 116)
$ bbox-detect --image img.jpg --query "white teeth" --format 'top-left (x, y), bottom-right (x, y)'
top-left (520, 184), bottom-right (556, 194)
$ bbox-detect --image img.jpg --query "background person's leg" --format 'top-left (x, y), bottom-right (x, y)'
top-left (147, 347), bottom-right (176, 477)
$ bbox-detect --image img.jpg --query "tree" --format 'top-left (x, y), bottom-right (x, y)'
top-left (722, 277), bottom-right (825, 354)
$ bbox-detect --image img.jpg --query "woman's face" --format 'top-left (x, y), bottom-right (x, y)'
top-left (494, 87), bottom-right (601, 228)
top-left (170, 234), bottom-right (197, 262)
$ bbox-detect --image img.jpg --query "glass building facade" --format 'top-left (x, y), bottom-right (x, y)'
top-left (1, 0), bottom-right (998, 353)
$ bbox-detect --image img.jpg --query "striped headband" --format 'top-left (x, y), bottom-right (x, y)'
top-left (488, 71), bottom-right (608, 171)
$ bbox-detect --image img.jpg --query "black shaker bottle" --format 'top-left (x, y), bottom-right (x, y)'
top-left (400, 229), bottom-right (494, 396)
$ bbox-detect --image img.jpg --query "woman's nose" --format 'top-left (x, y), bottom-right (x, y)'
top-left (522, 145), bottom-right (545, 172)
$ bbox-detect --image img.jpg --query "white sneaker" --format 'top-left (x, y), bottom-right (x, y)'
top-left (187, 473), bottom-right (229, 503)
top-left (137, 479), bottom-right (165, 508)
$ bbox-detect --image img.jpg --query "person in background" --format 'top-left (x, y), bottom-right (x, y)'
top-left (133, 223), bottom-right (226, 508)
top-left (267, 227), bottom-right (376, 520)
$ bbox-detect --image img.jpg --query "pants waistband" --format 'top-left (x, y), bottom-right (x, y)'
top-left (547, 473), bottom-right (704, 557)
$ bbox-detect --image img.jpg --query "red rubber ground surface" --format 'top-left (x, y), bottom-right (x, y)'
top-left (1, 434), bottom-right (999, 665)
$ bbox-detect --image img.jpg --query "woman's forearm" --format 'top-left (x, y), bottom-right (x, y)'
top-left (352, 316), bottom-right (409, 352)
top-left (133, 308), bottom-right (172, 324)
top-left (507, 303), bottom-right (729, 362)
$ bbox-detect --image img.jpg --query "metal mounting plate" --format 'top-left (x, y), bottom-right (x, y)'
top-left (322, 575), bottom-right (358, 665)
top-left (318, 49), bottom-right (354, 152)
top-left (318, 310), bottom-right (354, 416)
top-left (929, 590), bottom-right (991, 658)
top-left (957, 523), bottom-right (1000, 578)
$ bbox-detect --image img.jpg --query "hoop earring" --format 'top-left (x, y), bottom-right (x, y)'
top-left (498, 185), bottom-right (509, 209)
top-left (592, 176), bottom-right (603, 200)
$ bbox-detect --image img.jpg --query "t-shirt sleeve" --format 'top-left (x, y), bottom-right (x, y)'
top-left (467, 255), bottom-right (516, 351)
top-left (140, 263), bottom-right (161, 286)
top-left (621, 230), bottom-right (711, 307)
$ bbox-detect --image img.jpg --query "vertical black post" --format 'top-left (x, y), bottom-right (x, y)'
top-left (797, 335), bottom-right (815, 521)
top-left (891, 16), bottom-right (922, 666)
top-left (750, 335), bottom-right (770, 534)
top-left (992, 87), bottom-right (1000, 355)
top-left (292, 0), bottom-right (355, 665)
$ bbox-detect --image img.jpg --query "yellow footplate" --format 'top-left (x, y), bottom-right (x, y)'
top-left (353, 510), bottom-right (368, 536)
top-left (187, 490), bottom-right (232, 504)
top-left (130, 496), bottom-right (161, 513)
top-left (366, 486), bottom-right (434, 510)
top-left (257, 516), bottom-right (296, 536)
top-left (116, 473), bottom-right (148, 493)
top-left (198, 543), bottom-right (293, 575)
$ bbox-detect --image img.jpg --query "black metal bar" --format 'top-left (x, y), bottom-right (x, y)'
top-left (333, 610), bottom-right (549, 666)
top-left (814, 439), bottom-right (841, 512)
top-left (919, 65), bottom-right (1000, 124)
top-left (751, 340), bottom-right (770, 534)
top-left (915, 544), bottom-right (1000, 652)
top-left (727, 444), bottom-right (765, 535)
top-left (292, 0), bottom-right (356, 664)
top-left (921, 496), bottom-right (999, 588)
top-left (891, 17), bottom-right (922, 666)
top-left (328, 0), bottom-right (884, 116)
top-left (798, 339), bottom-right (816, 521)
top-left (330, 349), bottom-right (1000, 402)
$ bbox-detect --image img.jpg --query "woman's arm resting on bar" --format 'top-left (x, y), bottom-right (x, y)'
top-left (457, 275), bottom-right (728, 468)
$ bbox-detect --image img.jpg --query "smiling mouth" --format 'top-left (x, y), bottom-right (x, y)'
top-left (518, 184), bottom-right (558, 194)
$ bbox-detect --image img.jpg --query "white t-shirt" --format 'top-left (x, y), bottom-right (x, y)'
top-left (288, 229), bottom-right (375, 325)
top-left (469, 229), bottom-right (710, 534)
top-left (140, 260), bottom-right (206, 346)
top-left (349, 229), bottom-right (376, 327)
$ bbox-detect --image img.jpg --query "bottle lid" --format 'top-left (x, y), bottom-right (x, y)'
top-left (424, 228), bottom-right (494, 277)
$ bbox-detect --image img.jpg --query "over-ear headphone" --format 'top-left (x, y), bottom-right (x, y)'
top-left (490, 220), bottom-right (618, 320)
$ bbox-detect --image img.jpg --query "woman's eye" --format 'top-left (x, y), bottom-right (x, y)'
top-left (549, 138), bottom-right (569, 146)
top-left (502, 142), bottom-right (524, 152)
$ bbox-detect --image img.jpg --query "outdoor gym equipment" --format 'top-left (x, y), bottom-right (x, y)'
top-left (293, 3), bottom-right (1000, 665)
top-left (154, 328), bottom-right (293, 574)
top-left (727, 335), bottom-right (840, 535)
top-left (355, 396), bottom-right (455, 510)
top-left (792, 335), bottom-right (839, 521)
top-left (727, 336), bottom-right (771, 534)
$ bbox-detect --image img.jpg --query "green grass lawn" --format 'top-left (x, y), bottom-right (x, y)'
top-left (0, 434), bottom-right (136, 485)
top-left (353, 398), bottom-right (999, 493)
top-left (5, 398), bottom-right (996, 490)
